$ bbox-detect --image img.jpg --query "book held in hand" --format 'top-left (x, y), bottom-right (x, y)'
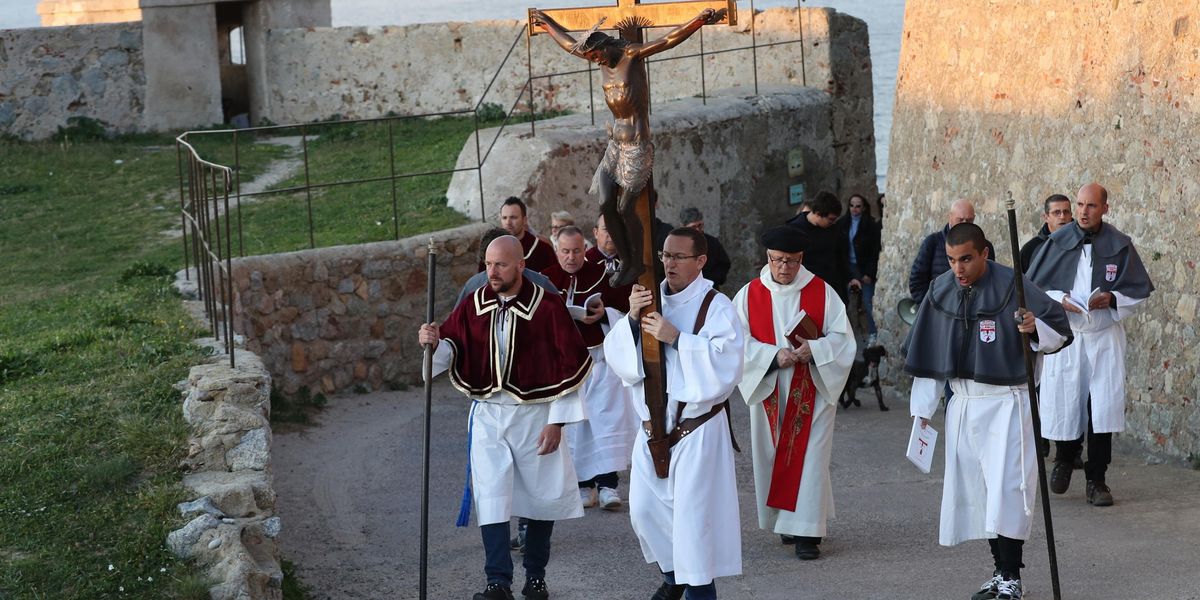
top-left (782, 309), bottom-right (822, 348)
top-left (906, 417), bottom-right (938, 474)
top-left (567, 292), bottom-right (603, 321)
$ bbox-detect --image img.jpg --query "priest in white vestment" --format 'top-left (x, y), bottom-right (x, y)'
top-left (604, 227), bottom-right (744, 600)
top-left (732, 226), bottom-right (855, 561)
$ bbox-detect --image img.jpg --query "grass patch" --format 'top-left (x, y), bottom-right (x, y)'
top-left (225, 116), bottom-right (475, 255)
top-left (0, 115), bottom-right (487, 598)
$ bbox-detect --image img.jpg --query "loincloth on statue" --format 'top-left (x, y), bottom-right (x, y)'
top-left (589, 139), bottom-right (654, 197)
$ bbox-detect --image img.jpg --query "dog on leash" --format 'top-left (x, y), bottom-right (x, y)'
top-left (839, 345), bottom-right (888, 411)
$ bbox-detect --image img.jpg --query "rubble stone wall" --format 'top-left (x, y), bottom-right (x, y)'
top-left (878, 0), bottom-right (1200, 460)
top-left (229, 223), bottom-right (490, 397)
top-left (0, 22), bottom-right (146, 139)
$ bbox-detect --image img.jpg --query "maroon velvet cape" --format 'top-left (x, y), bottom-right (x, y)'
top-left (540, 260), bottom-right (631, 348)
top-left (439, 275), bottom-right (592, 403)
top-left (519, 231), bottom-right (558, 274)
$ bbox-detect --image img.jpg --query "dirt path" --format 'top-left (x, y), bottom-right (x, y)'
top-left (273, 382), bottom-right (1200, 599)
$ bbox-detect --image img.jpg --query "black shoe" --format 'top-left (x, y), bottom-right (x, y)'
top-left (1086, 480), bottom-right (1114, 506)
top-left (509, 521), bottom-right (527, 553)
top-left (1049, 461), bottom-right (1073, 495)
top-left (780, 534), bottom-right (797, 545)
top-left (794, 540), bottom-right (821, 560)
top-left (474, 583), bottom-right (515, 600)
top-left (521, 577), bottom-right (549, 600)
top-left (1036, 438), bottom-right (1050, 458)
top-left (650, 582), bottom-right (686, 600)
top-left (971, 570), bottom-right (1002, 600)
top-left (1073, 454), bottom-right (1085, 469)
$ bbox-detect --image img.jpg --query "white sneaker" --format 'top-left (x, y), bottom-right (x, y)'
top-left (996, 577), bottom-right (1023, 600)
top-left (580, 487), bottom-right (598, 508)
top-left (598, 487), bottom-right (622, 510)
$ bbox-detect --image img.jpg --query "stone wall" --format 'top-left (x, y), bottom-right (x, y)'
top-left (168, 342), bottom-right (282, 600)
top-left (0, 22), bottom-right (146, 139)
top-left (259, 7), bottom-right (877, 199)
top-left (446, 86), bottom-right (837, 295)
top-left (229, 223), bottom-right (490, 397)
top-left (879, 0), bottom-right (1200, 459)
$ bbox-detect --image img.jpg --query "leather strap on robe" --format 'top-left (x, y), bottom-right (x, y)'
top-left (747, 276), bottom-right (826, 512)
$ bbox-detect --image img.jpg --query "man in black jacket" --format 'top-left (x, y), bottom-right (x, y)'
top-left (837, 194), bottom-right (882, 344)
top-left (786, 191), bottom-right (850, 301)
top-left (679, 206), bottom-right (732, 289)
top-left (908, 199), bottom-right (995, 303)
top-left (1019, 194), bottom-right (1072, 271)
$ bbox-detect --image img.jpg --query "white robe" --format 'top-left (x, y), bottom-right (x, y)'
top-left (430, 319), bottom-right (585, 526)
top-left (910, 318), bottom-right (1068, 546)
top-left (603, 276), bottom-right (744, 586)
top-left (732, 265), bottom-right (856, 538)
top-left (1038, 243), bottom-right (1147, 438)
top-left (566, 342), bottom-right (639, 482)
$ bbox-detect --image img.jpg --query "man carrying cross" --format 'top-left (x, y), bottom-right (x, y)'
top-left (529, 3), bottom-right (728, 287)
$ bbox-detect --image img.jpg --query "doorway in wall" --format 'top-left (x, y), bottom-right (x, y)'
top-left (217, 2), bottom-right (250, 126)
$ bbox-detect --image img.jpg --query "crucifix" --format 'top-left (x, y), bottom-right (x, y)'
top-left (528, 0), bottom-right (736, 478)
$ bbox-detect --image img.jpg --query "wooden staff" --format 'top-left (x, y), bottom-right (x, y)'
top-left (419, 238), bottom-right (437, 600)
top-left (1004, 193), bottom-right (1063, 600)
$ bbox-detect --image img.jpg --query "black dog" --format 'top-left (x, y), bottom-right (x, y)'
top-left (839, 345), bottom-right (888, 411)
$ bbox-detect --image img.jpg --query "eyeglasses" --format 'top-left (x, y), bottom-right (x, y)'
top-left (1047, 209), bottom-right (1071, 217)
top-left (768, 256), bottom-right (803, 266)
top-left (657, 251), bottom-right (699, 263)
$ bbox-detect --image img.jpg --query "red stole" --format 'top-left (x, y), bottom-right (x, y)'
top-left (747, 275), bottom-right (826, 512)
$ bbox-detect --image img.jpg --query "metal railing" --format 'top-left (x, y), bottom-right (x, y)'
top-left (176, 2), bottom-right (815, 362)
top-left (176, 136), bottom-right (237, 367)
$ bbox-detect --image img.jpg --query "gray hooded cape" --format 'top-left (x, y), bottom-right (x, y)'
top-left (903, 261), bottom-right (1072, 386)
top-left (1026, 221), bottom-right (1154, 299)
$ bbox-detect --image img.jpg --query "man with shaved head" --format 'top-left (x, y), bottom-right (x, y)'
top-left (909, 199), bottom-right (997, 303)
top-left (1028, 183), bottom-right (1154, 507)
top-left (419, 235), bottom-right (593, 600)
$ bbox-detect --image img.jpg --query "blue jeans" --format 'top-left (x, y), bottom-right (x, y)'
top-left (848, 264), bottom-right (877, 336)
top-left (662, 571), bottom-right (717, 600)
top-left (482, 519), bottom-right (553, 586)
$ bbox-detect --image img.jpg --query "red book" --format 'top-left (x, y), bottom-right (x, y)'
top-left (783, 310), bottom-right (822, 348)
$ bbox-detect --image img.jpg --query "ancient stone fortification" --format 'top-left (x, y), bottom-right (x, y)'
top-left (446, 86), bottom-right (837, 294)
top-left (0, 23), bottom-right (145, 138)
top-left (1, 7), bottom-right (876, 199)
top-left (229, 223), bottom-right (489, 396)
top-left (879, 0), bottom-right (1200, 459)
top-left (262, 7), bottom-right (876, 199)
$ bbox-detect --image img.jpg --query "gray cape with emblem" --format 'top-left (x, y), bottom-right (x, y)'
top-left (902, 261), bottom-right (1072, 386)
top-left (1026, 221), bottom-right (1154, 299)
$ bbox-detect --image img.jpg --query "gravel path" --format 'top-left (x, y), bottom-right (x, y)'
top-left (273, 381), bottom-right (1200, 599)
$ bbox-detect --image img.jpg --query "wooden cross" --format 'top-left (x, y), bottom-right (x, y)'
top-left (527, 0), bottom-right (736, 38)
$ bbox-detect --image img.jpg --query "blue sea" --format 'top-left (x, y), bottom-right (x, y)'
top-left (0, 0), bottom-right (904, 189)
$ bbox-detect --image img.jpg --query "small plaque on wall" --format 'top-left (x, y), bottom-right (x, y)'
top-left (788, 183), bottom-right (806, 205)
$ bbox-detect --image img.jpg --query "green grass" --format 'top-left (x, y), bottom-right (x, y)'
top-left (223, 116), bottom-right (476, 255)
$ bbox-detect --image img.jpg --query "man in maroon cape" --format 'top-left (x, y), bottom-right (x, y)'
top-left (541, 225), bottom-right (637, 511)
top-left (419, 235), bottom-right (591, 600)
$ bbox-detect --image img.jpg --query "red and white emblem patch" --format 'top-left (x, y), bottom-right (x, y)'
top-left (979, 320), bottom-right (997, 343)
top-left (1105, 264), bottom-right (1118, 282)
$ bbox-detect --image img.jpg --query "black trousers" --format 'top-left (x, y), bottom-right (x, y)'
top-left (988, 536), bottom-right (1025, 578)
top-left (1054, 397), bottom-right (1112, 482)
top-left (578, 472), bottom-right (619, 489)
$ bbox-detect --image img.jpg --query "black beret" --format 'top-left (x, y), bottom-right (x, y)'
top-left (762, 225), bottom-right (807, 253)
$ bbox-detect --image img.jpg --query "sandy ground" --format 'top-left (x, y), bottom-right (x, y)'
top-left (273, 381), bottom-right (1200, 600)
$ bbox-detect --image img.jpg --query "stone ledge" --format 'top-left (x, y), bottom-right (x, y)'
top-left (168, 340), bottom-right (282, 600)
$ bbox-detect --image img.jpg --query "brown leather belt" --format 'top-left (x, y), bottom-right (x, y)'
top-left (643, 399), bottom-right (740, 451)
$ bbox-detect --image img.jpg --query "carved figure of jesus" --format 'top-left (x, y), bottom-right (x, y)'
top-left (530, 7), bottom-right (726, 287)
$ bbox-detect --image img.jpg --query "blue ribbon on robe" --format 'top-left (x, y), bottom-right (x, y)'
top-left (455, 400), bottom-right (479, 527)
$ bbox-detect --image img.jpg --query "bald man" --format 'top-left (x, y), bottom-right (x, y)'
top-left (1028, 183), bottom-right (1154, 507)
top-left (908, 200), bottom-right (997, 303)
top-left (420, 235), bottom-right (593, 600)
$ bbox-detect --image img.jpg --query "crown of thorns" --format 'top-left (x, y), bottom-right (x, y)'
top-left (569, 15), bottom-right (650, 54)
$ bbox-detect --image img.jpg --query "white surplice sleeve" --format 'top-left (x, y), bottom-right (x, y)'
top-left (807, 284), bottom-right (857, 406)
top-left (548, 388), bottom-right (585, 424)
top-left (669, 298), bottom-right (745, 405)
top-left (733, 284), bottom-right (784, 407)
top-left (425, 340), bottom-right (452, 381)
top-left (909, 377), bottom-right (942, 420)
top-left (603, 308), bottom-right (644, 386)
